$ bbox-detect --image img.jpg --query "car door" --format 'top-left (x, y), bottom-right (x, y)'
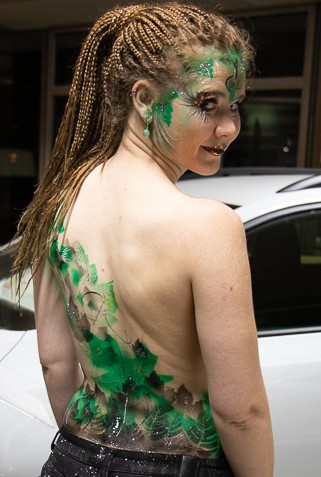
top-left (245, 203), bottom-right (321, 477)
top-left (0, 243), bottom-right (57, 477)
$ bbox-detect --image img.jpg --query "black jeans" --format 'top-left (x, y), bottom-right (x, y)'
top-left (40, 427), bottom-right (235, 477)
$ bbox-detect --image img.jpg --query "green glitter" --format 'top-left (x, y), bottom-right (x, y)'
top-left (190, 57), bottom-right (215, 79)
top-left (60, 245), bottom-right (73, 261)
top-left (218, 51), bottom-right (244, 102)
top-left (183, 50), bottom-right (245, 103)
top-left (49, 230), bottom-right (222, 458)
top-left (68, 388), bottom-right (99, 424)
top-left (154, 90), bottom-right (179, 127)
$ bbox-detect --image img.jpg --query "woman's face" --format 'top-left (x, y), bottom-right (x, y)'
top-left (151, 53), bottom-right (246, 176)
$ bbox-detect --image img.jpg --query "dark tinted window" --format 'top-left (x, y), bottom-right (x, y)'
top-left (223, 90), bottom-right (301, 168)
top-left (247, 208), bottom-right (321, 331)
top-left (239, 13), bottom-right (307, 77)
top-left (55, 31), bottom-right (85, 85)
top-left (0, 31), bottom-right (43, 245)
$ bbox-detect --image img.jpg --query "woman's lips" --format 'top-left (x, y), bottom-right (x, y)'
top-left (201, 145), bottom-right (226, 156)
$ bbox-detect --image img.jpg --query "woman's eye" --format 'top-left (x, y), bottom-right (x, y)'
top-left (199, 99), bottom-right (217, 113)
top-left (230, 102), bottom-right (240, 113)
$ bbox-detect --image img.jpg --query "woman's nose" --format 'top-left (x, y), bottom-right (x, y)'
top-left (214, 113), bottom-right (239, 139)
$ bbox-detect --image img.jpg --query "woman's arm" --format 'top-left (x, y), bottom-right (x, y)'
top-left (33, 258), bottom-right (83, 427)
top-left (191, 201), bottom-right (274, 477)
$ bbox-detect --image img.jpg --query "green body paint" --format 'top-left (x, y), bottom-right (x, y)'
top-left (218, 51), bottom-right (244, 102)
top-left (48, 226), bottom-right (222, 458)
top-left (153, 90), bottom-right (180, 127)
top-left (186, 50), bottom-right (245, 102)
top-left (188, 57), bottom-right (215, 79)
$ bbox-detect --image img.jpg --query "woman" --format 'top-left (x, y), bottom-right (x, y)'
top-left (14, 3), bottom-right (274, 476)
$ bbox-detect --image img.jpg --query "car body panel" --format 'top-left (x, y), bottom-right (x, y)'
top-left (0, 329), bottom-right (25, 360)
top-left (236, 189), bottom-right (321, 224)
top-left (0, 330), bottom-right (57, 476)
top-left (259, 332), bottom-right (321, 477)
top-left (0, 401), bottom-right (56, 476)
top-left (178, 173), bottom-right (321, 477)
top-left (177, 173), bottom-right (311, 206)
top-left (0, 330), bottom-right (56, 426)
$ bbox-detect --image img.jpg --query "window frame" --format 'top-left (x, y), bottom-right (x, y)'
top-left (38, 5), bottom-right (320, 175)
top-left (240, 5), bottom-right (317, 168)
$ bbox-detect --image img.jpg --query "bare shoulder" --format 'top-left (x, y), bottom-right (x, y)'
top-left (176, 191), bottom-right (245, 250)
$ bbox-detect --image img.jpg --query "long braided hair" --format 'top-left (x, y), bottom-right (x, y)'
top-left (13, 2), bottom-right (254, 284)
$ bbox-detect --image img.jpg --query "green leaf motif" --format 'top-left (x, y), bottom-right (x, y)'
top-left (69, 388), bottom-right (99, 425)
top-left (154, 90), bottom-right (179, 127)
top-left (49, 233), bottom-right (222, 458)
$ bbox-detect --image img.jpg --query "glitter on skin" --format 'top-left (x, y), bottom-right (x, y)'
top-left (151, 49), bottom-right (245, 148)
top-left (186, 57), bottom-right (215, 79)
top-left (152, 90), bottom-right (180, 150)
top-left (48, 223), bottom-right (222, 458)
top-left (153, 90), bottom-right (180, 127)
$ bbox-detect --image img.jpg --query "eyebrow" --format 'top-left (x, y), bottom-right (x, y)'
top-left (197, 90), bottom-right (246, 102)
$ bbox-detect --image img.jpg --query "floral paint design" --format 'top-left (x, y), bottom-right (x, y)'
top-left (151, 49), bottom-right (245, 149)
top-left (48, 224), bottom-right (222, 458)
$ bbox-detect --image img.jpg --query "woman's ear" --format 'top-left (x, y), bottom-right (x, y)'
top-left (131, 80), bottom-right (155, 117)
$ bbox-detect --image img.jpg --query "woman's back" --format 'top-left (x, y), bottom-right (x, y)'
top-left (49, 155), bottom-right (221, 457)
top-left (17, 4), bottom-right (274, 475)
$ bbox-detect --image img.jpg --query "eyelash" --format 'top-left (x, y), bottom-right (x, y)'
top-left (200, 98), bottom-right (218, 113)
top-left (183, 91), bottom-right (242, 122)
top-left (183, 92), bottom-right (217, 122)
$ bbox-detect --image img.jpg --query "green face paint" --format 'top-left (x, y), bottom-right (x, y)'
top-left (218, 51), bottom-right (245, 102)
top-left (186, 56), bottom-right (215, 79)
top-left (184, 49), bottom-right (245, 103)
top-left (48, 224), bottom-right (222, 458)
top-left (151, 89), bottom-right (180, 151)
top-left (150, 50), bottom-right (244, 150)
top-left (153, 90), bottom-right (180, 127)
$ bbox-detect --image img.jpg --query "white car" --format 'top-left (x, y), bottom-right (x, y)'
top-left (1, 169), bottom-right (321, 477)
top-left (0, 241), bottom-right (57, 476)
top-left (178, 169), bottom-right (321, 477)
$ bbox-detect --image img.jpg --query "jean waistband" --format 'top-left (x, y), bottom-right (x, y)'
top-left (53, 427), bottom-right (231, 477)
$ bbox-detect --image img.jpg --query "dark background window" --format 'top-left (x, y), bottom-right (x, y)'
top-left (222, 12), bottom-right (307, 168)
top-left (0, 31), bottom-right (43, 245)
top-left (223, 90), bottom-right (301, 167)
top-left (239, 13), bottom-right (307, 78)
top-left (55, 31), bottom-right (86, 85)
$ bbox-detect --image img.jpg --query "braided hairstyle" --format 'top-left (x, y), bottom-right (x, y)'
top-left (13, 1), bottom-right (254, 284)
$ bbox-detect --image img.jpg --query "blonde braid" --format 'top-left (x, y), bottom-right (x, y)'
top-left (14, 2), bottom-right (255, 288)
top-left (136, 23), bottom-right (161, 55)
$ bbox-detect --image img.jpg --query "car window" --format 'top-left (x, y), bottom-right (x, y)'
top-left (247, 209), bottom-right (321, 332)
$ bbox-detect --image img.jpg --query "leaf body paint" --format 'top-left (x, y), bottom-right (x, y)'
top-left (48, 223), bottom-right (222, 458)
